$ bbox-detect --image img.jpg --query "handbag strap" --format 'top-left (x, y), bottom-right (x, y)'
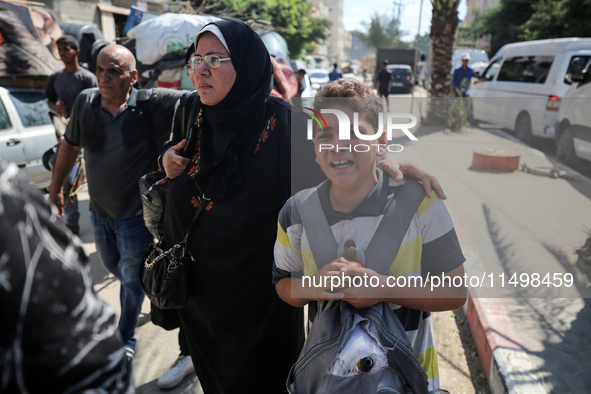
top-left (182, 194), bottom-right (210, 244)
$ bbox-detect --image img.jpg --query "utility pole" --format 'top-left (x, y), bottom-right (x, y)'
top-left (411, 0), bottom-right (424, 116)
top-left (392, 0), bottom-right (404, 22)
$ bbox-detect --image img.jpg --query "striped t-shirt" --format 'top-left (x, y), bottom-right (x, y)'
top-left (273, 170), bottom-right (465, 390)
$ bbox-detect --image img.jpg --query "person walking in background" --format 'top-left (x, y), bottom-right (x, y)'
top-left (0, 156), bottom-right (133, 393)
top-left (48, 44), bottom-right (183, 361)
top-left (377, 60), bottom-right (392, 108)
top-left (328, 62), bottom-right (343, 81)
top-left (451, 52), bottom-right (474, 97)
top-left (44, 35), bottom-right (97, 235)
top-left (295, 69), bottom-right (307, 97)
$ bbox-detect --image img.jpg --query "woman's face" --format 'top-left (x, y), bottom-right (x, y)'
top-left (192, 32), bottom-right (236, 106)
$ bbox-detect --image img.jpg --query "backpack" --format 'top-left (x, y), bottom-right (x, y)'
top-left (287, 177), bottom-right (433, 394)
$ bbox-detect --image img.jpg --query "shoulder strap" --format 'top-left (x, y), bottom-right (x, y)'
top-left (295, 178), bottom-right (425, 275)
top-left (364, 179), bottom-right (426, 274)
top-left (179, 91), bottom-right (199, 145)
top-left (292, 181), bottom-right (339, 270)
top-left (136, 89), bottom-right (159, 162)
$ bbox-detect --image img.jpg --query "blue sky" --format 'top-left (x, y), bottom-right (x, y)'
top-left (343, 0), bottom-right (468, 41)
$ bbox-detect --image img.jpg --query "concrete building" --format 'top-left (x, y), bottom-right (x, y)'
top-left (311, 0), bottom-right (350, 65)
top-left (463, 0), bottom-right (499, 25)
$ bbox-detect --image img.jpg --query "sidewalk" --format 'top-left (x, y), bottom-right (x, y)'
top-left (395, 124), bottom-right (591, 393)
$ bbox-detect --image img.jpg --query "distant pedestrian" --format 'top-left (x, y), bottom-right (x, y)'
top-left (48, 45), bottom-right (183, 362)
top-left (377, 60), bottom-right (393, 107)
top-left (328, 62), bottom-right (343, 81)
top-left (44, 35), bottom-right (97, 235)
top-left (296, 69), bottom-right (307, 97)
top-left (451, 53), bottom-right (474, 97)
top-left (417, 54), bottom-right (428, 89)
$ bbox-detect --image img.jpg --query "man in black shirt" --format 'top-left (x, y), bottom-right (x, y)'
top-left (49, 45), bottom-right (183, 360)
top-left (377, 60), bottom-right (393, 108)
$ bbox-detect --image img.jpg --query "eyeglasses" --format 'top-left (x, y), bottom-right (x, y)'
top-left (186, 55), bottom-right (231, 70)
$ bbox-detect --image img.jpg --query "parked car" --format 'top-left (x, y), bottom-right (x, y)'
top-left (471, 38), bottom-right (591, 144)
top-left (386, 64), bottom-right (414, 94)
top-left (299, 73), bottom-right (317, 98)
top-left (308, 69), bottom-right (330, 90)
top-left (0, 86), bottom-right (55, 189)
top-left (555, 58), bottom-right (591, 167)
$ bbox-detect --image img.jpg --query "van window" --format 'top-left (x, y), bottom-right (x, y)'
top-left (497, 56), bottom-right (554, 84)
top-left (482, 58), bottom-right (502, 80)
top-left (565, 55), bottom-right (591, 84)
top-left (0, 99), bottom-right (12, 131)
top-left (8, 91), bottom-right (52, 128)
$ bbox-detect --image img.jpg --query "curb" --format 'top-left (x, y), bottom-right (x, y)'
top-left (464, 292), bottom-right (548, 393)
top-left (453, 218), bottom-right (549, 393)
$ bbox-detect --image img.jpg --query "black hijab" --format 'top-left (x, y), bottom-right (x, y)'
top-left (193, 19), bottom-right (274, 200)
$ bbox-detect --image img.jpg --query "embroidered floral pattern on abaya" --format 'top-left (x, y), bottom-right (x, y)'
top-left (254, 113), bottom-right (277, 154)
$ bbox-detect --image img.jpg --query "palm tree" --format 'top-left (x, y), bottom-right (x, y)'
top-left (354, 12), bottom-right (405, 50)
top-left (428, 0), bottom-right (460, 123)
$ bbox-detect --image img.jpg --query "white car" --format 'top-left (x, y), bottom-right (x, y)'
top-left (308, 69), bottom-right (330, 90)
top-left (0, 86), bottom-right (55, 188)
top-left (300, 74), bottom-right (316, 98)
top-left (555, 58), bottom-right (591, 167)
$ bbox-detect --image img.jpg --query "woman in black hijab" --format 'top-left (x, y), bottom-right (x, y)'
top-left (160, 19), bottom-right (304, 393)
top-left (158, 19), bottom-right (445, 393)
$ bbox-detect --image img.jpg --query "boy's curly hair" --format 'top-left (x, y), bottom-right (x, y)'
top-left (313, 78), bottom-right (383, 131)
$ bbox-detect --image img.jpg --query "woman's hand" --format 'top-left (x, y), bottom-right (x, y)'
top-left (377, 159), bottom-right (446, 200)
top-left (163, 139), bottom-right (191, 179)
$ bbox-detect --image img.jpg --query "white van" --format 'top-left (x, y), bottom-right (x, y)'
top-left (471, 38), bottom-right (591, 144)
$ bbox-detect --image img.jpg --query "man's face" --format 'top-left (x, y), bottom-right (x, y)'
top-left (57, 42), bottom-right (77, 65)
top-left (313, 105), bottom-right (385, 191)
top-left (462, 58), bottom-right (469, 67)
top-left (95, 50), bottom-right (137, 101)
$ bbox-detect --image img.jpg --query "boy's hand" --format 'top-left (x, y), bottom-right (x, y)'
top-left (339, 265), bottom-right (385, 309)
top-left (377, 159), bottom-right (446, 200)
top-left (308, 257), bottom-right (350, 300)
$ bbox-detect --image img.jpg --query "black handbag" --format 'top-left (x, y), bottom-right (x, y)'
top-left (139, 171), bottom-right (170, 240)
top-left (139, 193), bottom-right (210, 309)
top-left (139, 91), bottom-right (199, 240)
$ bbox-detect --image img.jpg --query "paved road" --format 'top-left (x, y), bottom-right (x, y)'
top-left (391, 120), bottom-right (591, 392)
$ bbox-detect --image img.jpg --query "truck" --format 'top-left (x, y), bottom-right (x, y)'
top-left (375, 48), bottom-right (417, 76)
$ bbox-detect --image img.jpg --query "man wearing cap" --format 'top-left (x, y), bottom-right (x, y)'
top-left (451, 52), bottom-right (474, 97)
top-left (44, 35), bottom-right (97, 235)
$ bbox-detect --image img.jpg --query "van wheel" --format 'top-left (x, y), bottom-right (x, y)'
top-left (557, 128), bottom-right (580, 168)
top-left (515, 115), bottom-right (533, 144)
